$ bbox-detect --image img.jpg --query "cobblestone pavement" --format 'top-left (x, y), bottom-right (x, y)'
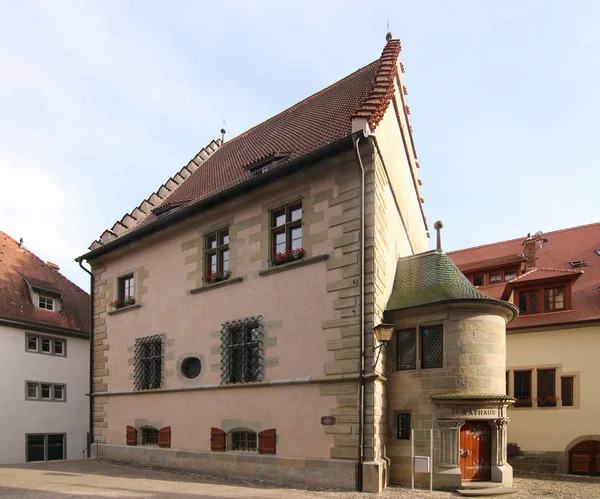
top-left (0, 459), bottom-right (599, 498)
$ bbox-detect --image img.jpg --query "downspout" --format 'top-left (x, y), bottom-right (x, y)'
top-left (79, 260), bottom-right (94, 457)
top-left (353, 131), bottom-right (366, 491)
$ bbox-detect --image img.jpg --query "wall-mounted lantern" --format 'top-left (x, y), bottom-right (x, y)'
top-left (372, 323), bottom-right (395, 368)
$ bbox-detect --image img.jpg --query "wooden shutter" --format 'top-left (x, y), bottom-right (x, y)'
top-left (258, 429), bottom-right (276, 455)
top-left (571, 453), bottom-right (589, 473)
top-left (210, 427), bottom-right (226, 451)
top-left (158, 426), bottom-right (171, 448)
top-left (126, 425), bottom-right (137, 446)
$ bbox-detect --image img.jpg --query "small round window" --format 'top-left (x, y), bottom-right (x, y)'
top-left (181, 357), bottom-right (202, 379)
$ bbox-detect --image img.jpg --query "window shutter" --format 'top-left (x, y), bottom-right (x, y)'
top-left (258, 429), bottom-right (276, 455)
top-left (126, 425), bottom-right (138, 446)
top-left (210, 427), bottom-right (226, 451)
top-left (158, 426), bottom-right (171, 448)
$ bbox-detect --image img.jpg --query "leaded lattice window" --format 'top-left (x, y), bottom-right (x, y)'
top-left (396, 328), bottom-right (416, 370)
top-left (134, 335), bottom-right (163, 390)
top-left (421, 325), bottom-right (443, 369)
top-left (231, 430), bottom-right (257, 451)
top-left (221, 316), bottom-right (263, 385)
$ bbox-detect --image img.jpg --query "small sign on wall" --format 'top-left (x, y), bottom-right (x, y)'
top-left (458, 408), bottom-right (499, 419)
top-left (321, 416), bottom-right (336, 426)
top-left (414, 456), bottom-right (430, 473)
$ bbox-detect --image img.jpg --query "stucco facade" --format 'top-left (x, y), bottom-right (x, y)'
top-left (0, 325), bottom-right (89, 463)
top-left (506, 323), bottom-right (600, 473)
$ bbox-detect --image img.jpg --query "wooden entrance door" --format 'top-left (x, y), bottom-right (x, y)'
top-left (460, 421), bottom-right (492, 481)
top-left (569, 440), bottom-right (600, 475)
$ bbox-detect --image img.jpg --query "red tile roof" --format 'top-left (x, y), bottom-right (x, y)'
top-left (448, 223), bottom-right (600, 329)
top-left (85, 39), bottom-right (418, 251)
top-left (0, 232), bottom-right (90, 334)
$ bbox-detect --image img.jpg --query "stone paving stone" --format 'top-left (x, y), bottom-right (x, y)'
top-left (0, 460), bottom-right (599, 498)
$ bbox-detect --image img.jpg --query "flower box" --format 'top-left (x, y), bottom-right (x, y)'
top-left (203, 270), bottom-right (232, 285)
top-left (272, 248), bottom-right (306, 266)
top-left (514, 397), bottom-right (532, 408)
top-left (536, 396), bottom-right (559, 407)
top-left (110, 297), bottom-right (136, 309)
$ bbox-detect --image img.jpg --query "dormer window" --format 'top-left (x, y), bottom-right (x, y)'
top-left (38, 295), bottom-right (54, 311)
top-left (544, 287), bottom-right (565, 311)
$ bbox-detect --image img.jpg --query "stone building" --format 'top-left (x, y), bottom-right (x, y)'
top-left (77, 37), bottom-right (517, 492)
top-left (0, 232), bottom-right (90, 463)
top-left (449, 223), bottom-right (600, 477)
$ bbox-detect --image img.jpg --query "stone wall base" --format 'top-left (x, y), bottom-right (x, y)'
top-left (96, 444), bottom-right (357, 490)
top-left (509, 451), bottom-right (567, 474)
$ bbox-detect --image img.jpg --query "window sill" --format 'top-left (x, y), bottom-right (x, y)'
top-left (258, 254), bottom-right (329, 277)
top-left (190, 277), bottom-right (244, 295)
top-left (107, 304), bottom-right (142, 315)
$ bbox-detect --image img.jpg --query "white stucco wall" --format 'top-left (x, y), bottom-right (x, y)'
top-left (0, 324), bottom-right (89, 463)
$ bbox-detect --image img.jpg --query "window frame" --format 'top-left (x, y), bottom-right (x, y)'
top-left (26, 381), bottom-right (66, 402)
top-left (513, 370), bottom-right (532, 407)
top-left (537, 368), bottom-right (557, 407)
top-left (117, 274), bottom-right (135, 301)
top-left (561, 376), bottom-right (574, 407)
top-left (26, 334), bottom-right (67, 357)
top-left (26, 433), bottom-right (66, 462)
top-left (270, 201), bottom-right (303, 261)
top-left (221, 317), bottom-right (263, 385)
top-left (38, 295), bottom-right (55, 311)
top-left (544, 286), bottom-right (565, 312)
top-left (204, 227), bottom-right (230, 277)
top-left (230, 430), bottom-right (258, 452)
top-left (133, 335), bottom-right (164, 391)
top-left (395, 324), bottom-right (443, 371)
top-left (517, 283), bottom-right (571, 314)
top-left (396, 413), bottom-right (411, 440)
top-left (140, 426), bottom-right (159, 446)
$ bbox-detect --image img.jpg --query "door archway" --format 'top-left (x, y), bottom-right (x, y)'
top-left (569, 440), bottom-right (600, 476)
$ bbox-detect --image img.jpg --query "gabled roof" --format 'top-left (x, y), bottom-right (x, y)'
top-left (385, 250), bottom-right (518, 320)
top-left (82, 38), bottom-right (424, 259)
top-left (448, 222), bottom-right (600, 329)
top-left (0, 232), bottom-right (90, 335)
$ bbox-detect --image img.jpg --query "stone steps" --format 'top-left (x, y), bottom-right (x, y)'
top-left (457, 486), bottom-right (518, 496)
top-left (461, 482), bottom-right (503, 489)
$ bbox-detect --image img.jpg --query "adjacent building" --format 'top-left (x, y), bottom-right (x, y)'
top-left (448, 223), bottom-right (600, 477)
top-left (77, 37), bottom-right (518, 492)
top-left (0, 232), bottom-right (90, 464)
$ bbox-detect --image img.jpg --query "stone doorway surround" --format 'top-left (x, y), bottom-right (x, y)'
top-left (431, 394), bottom-right (514, 490)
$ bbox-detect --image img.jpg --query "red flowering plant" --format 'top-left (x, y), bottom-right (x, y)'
top-left (109, 296), bottom-right (136, 309)
top-left (514, 396), bottom-right (532, 408)
top-left (535, 395), bottom-right (559, 407)
top-left (272, 247), bottom-right (306, 266)
top-left (203, 270), bottom-right (232, 284)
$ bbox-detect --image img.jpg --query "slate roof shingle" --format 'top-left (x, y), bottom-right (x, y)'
top-left (385, 250), bottom-right (518, 321)
top-left (0, 232), bottom-right (90, 334)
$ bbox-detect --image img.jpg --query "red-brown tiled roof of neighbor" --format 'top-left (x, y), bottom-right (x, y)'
top-left (448, 222), bottom-right (600, 329)
top-left (0, 232), bottom-right (90, 334)
top-left (475, 283), bottom-right (507, 301)
top-left (508, 268), bottom-right (583, 283)
top-left (456, 254), bottom-right (526, 273)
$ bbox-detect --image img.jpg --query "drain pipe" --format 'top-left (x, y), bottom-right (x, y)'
top-left (79, 260), bottom-right (94, 457)
top-left (353, 130), bottom-right (367, 491)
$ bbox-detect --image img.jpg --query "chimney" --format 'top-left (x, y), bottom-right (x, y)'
top-left (47, 261), bottom-right (60, 272)
top-left (522, 233), bottom-right (537, 270)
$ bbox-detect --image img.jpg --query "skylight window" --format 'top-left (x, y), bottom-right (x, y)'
top-left (595, 249), bottom-right (600, 257)
top-left (568, 260), bottom-right (587, 268)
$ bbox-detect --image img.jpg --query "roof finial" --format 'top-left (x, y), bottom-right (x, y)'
top-left (220, 128), bottom-right (226, 143)
top-left (18, 238), bottom-right (23, 249)
top-left (433, 220), bottom-right (444, 252)
top-left (386, 31), bottom-right (393, 42)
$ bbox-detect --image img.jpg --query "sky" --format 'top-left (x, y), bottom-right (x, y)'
top-left (1, 1), bottom-right (599, 290)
